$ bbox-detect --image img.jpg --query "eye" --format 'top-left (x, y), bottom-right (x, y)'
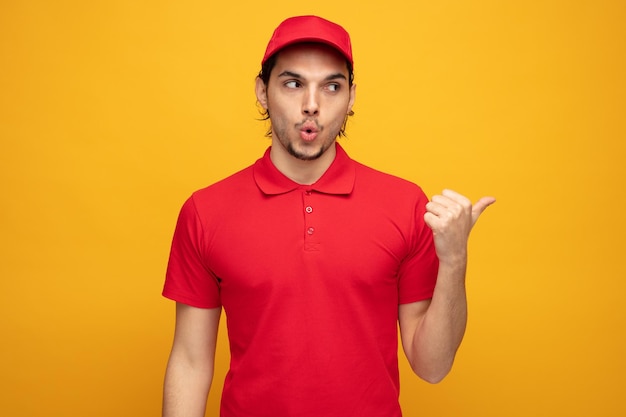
top-left (326, 83), bottom-right (340, 92)
top-left (285, 80), bottom-right (301, 89)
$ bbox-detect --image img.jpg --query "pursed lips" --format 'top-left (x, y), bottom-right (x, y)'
top-left (298, 121), bottom-right (320, 141)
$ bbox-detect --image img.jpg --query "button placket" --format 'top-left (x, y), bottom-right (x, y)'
top-left (302, 189), bottom-right (319, 250)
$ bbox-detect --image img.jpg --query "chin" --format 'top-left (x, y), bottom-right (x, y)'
top-left (288, 143), bottom-right (327, 161)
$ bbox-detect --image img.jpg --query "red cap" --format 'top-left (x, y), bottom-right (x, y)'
top-left (262, 16), bottom-right (353, 67)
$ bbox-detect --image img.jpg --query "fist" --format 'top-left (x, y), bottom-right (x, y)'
top-left (424, 189), bottom-right (496, 264)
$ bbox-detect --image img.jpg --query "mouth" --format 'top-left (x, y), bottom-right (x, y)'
top-left (299, 122), bottom-right (319, 141)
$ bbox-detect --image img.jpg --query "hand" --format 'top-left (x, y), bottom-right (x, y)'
top-left (424, 189), bottom-right (496, 265)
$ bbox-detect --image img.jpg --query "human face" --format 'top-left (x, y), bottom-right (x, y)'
top-left (255, 43), bottom-right (356, 162)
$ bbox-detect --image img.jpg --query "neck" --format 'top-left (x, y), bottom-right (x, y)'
top-left (269, 142), bottom-right (337, 185)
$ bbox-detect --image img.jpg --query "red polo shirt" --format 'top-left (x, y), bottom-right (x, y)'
top-left (163, 143), bottom-right (438, 417)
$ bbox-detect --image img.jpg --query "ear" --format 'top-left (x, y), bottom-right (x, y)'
top-left (347, 83), bottom-right (356, 114)
top-left (255, 77), bottom-right (268, 109)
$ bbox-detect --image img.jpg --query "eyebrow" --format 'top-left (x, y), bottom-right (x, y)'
top-left (277, 70), bottom-right (347, 81)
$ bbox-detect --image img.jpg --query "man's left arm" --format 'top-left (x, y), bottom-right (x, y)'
top-left (399, 189), bottom-right (495, 383)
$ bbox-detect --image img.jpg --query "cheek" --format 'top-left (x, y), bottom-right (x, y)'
top-left (267, 97), bottom-right (296, 119)
top-left (327, 99), bottom-right (352, 119)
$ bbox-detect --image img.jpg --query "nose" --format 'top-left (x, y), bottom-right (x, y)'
top-left (302, 87), bottom-right (319, 116)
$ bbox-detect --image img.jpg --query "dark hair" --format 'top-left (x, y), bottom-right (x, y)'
top-left (257, 52), bottom-right (355, 138)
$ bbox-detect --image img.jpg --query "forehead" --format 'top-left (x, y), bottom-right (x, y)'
top-left (272, 43), bottom-right (350, 76)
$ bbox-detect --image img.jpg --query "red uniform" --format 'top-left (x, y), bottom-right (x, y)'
top-left (163, 143), bottom-right (438, 417)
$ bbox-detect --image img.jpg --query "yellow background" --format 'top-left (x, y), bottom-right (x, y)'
top-left (1, 1), bottom-right (624, 416)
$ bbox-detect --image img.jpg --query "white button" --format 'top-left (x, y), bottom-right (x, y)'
top-left (307, 227), bottom-right (315, 235)
top-left (305, 206), bottom-right (313, 214)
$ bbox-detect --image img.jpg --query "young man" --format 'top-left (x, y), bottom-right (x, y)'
top-left (162, 15), bottom-right (495, 417)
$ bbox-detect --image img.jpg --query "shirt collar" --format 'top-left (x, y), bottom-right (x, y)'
top-left (253, 143), bottom-right (356, 195)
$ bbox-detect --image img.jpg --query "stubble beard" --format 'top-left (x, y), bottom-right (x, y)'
top-left (276, 122), bottom-right (343, 162)
top-left (286, 142), bottom-right (327, 161)
top-left (271, 129), bottom-right (329, 162)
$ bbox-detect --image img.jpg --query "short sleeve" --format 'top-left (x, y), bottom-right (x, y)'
top-left (162, 196), bottom-right (221, 308)
top-left (397, 188), bottom-right (439, 304)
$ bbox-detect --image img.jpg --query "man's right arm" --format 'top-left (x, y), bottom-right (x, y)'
top-left (163, 303), bottom-right (221, 417)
